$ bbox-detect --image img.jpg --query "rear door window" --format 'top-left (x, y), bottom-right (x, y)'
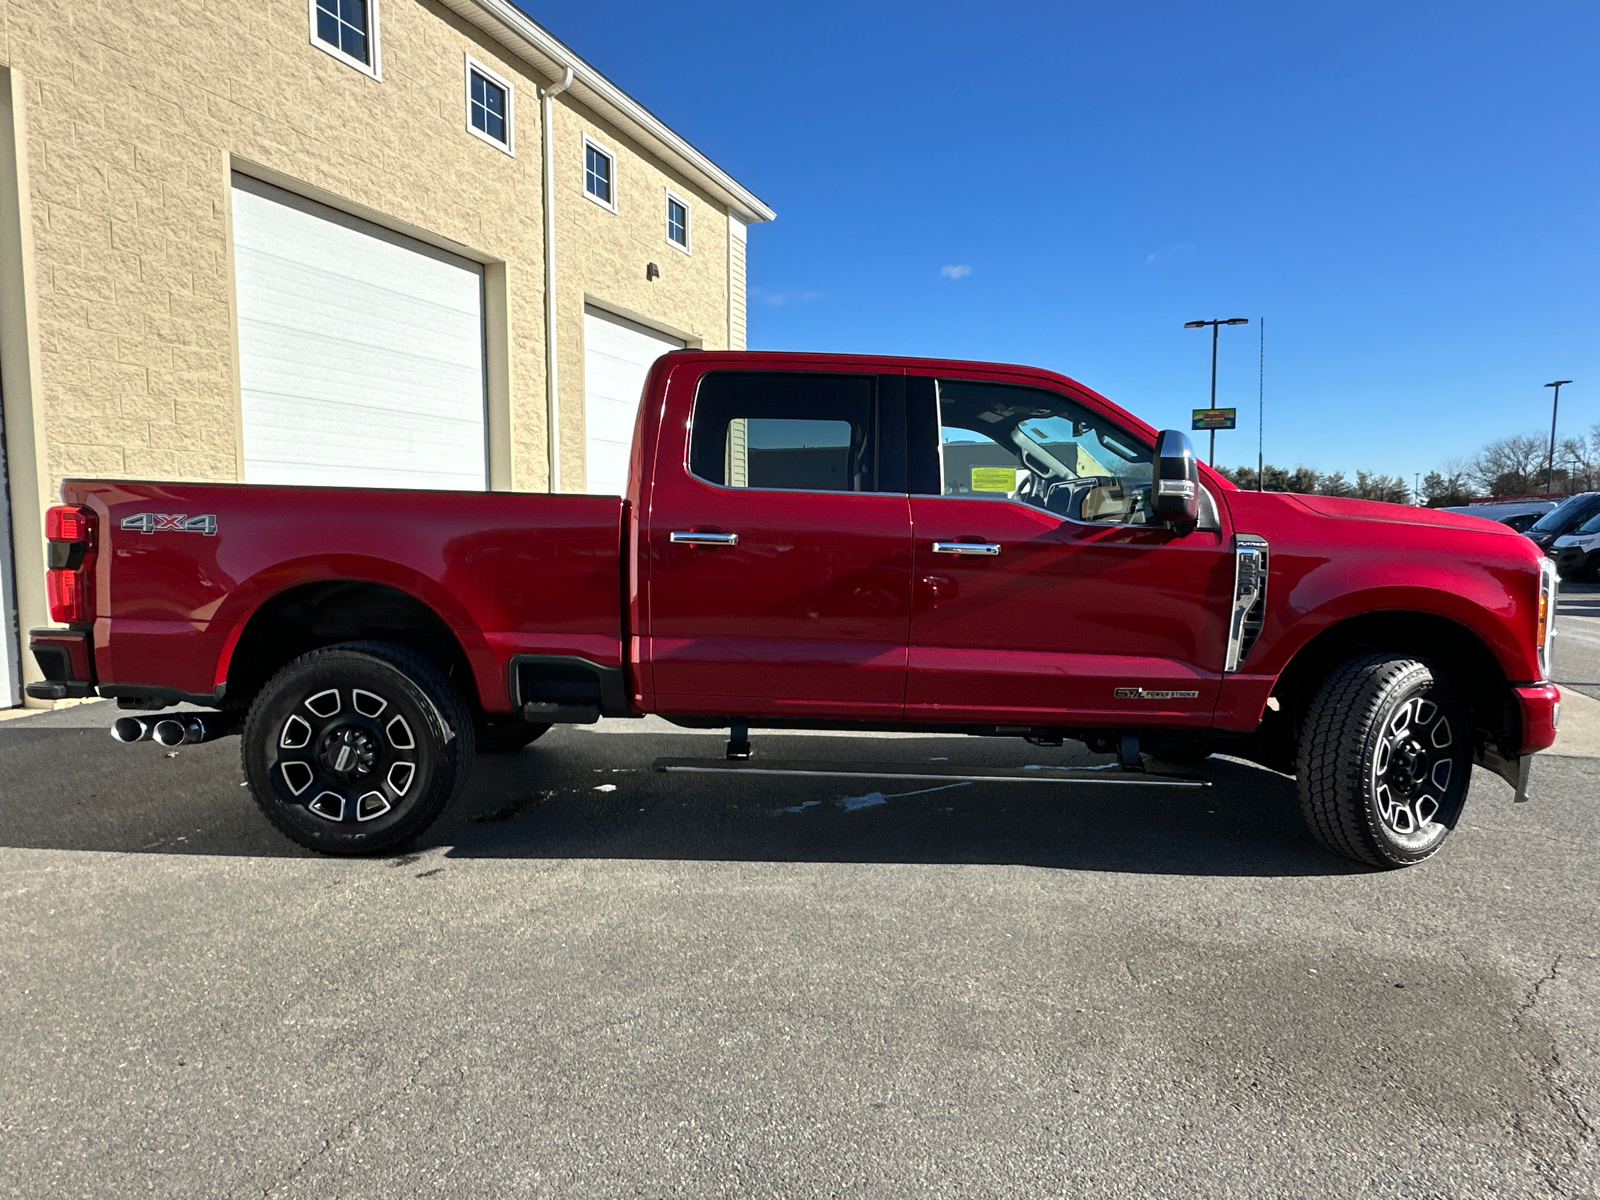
top-left (689, 372), bottom-right (903, 493)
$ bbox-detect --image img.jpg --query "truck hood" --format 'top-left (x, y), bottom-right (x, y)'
top-left (1280, 493), bottom-right (1517, 534)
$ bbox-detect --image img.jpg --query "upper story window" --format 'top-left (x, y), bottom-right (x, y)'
top-left (690, 372), bottom-right (881, 493)
top-left (310, 0), bottom-right (381, 78)
top-left (666, 193), bottom-right (690, 252)
top-left (465, 58), bottom-right (513, 154)
top-left (584, 136), bottom-right (616, 211)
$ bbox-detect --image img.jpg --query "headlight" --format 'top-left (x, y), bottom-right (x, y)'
top-left (1537, 557), bottom-right (1558, 681)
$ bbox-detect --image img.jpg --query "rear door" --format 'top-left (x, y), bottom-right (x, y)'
top-left (644, 369), bottom-right (913, 720)
top-left (904, 371), bottom-right (1234, 727)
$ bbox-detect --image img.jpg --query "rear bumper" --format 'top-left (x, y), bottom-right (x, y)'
top-left (24, 628), bottom-right (96, 701)
top-left (1515, 683), bottom-right (1562, 755)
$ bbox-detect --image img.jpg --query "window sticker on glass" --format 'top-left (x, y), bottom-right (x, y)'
top-left (970, 467), bottom-right (1018, 493)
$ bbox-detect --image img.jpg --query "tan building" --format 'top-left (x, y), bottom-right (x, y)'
top-left (0, 0), bottom-right (774, 706)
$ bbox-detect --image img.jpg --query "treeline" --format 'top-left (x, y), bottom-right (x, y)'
top-left (1217, 420), bottom-right (1600, 508)
top-left (1213, 464), bottom-right (1411, 503)
top-left (1418, 422), bottom-right (1600, 506)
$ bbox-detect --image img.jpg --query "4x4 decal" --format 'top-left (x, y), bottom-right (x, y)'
top-left (120, 513), bottom-right (218, 536)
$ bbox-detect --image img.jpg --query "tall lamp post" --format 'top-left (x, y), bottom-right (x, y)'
top-left (1185, 317), bottom-right (1249, 465)
top-left (1545, 380), bottom-right (1572, 495)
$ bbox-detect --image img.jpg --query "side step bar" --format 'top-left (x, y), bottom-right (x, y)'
top-left (651, 758), bottom-right (1210, 788)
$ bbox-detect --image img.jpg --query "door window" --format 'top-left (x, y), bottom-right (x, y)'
top-left (690, 372), bottom-right (880, 492)
top-left (932, 379), bottom-right (1154, 524)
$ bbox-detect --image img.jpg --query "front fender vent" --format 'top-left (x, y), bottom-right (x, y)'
top-left (1226, 535), bottom-right (1269, 673)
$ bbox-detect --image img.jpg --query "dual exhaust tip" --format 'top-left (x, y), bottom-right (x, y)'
top-left (112, 712), bottom-right (239, 747)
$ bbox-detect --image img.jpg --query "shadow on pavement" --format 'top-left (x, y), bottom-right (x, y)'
top-left (0, 716), bottom-right (1357, 878)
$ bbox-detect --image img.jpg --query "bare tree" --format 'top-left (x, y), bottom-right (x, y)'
top-left (1472, 433), bottom-right (1547, 496)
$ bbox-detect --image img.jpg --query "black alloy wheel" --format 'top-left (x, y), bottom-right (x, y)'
top-left (1298, 654), bottom-right (1471, 868)
top-left (242, 642), bottom-right (474, 855)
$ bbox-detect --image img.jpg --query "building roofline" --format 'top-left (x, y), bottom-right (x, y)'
top-left (442, 0), bottom-right (775, 224)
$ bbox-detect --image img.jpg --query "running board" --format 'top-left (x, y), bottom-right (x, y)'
top-left (651, 758), bottom-right (1210, 788)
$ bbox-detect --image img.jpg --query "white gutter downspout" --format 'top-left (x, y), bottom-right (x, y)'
top-left (540, 65), bottom-right (573, 492)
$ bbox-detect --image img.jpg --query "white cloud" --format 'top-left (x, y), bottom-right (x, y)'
top-left (939, 264), bottom-right (971, 280)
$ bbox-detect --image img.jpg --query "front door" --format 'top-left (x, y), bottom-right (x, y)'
top-left (904, 372), bottom-right (1234, 727)
top-left (645, 370), bottom-right (913, 720)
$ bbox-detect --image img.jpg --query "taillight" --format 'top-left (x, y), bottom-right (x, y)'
top-left (44, 504), bottom-right (96, 624)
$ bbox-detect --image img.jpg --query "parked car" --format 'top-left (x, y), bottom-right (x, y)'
top-left (1441, 499), bottom-right (1556, 532)
top-left (1553, 512), bottom-right (1600, 580)
top-left (1499, 511), bottom-right (1548, 533)
top-left (1525, 492), bottom-right (1600, 555)
top-left (28, 351), bottom-right (1561, 869)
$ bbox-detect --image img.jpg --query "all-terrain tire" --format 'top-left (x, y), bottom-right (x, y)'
top-left (242, 641), bottom-right (475, 856)
top-left (1297, 653), bottom-right (1471, 869)
top-left (475, 719), bottom-right (552, 754)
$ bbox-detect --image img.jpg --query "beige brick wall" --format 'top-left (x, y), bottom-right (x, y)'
top-left (2, 0), bottom-right (741, 503)
top-left (550, 97), bottom-right (734, 491)
top-left (6, 0), bottom-right (556, 497)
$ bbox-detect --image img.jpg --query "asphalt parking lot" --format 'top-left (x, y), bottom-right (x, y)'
top-left (2, 587), bottom-right (1597, 1199)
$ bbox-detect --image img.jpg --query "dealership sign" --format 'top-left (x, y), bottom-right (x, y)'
top-left (1191, 408), bottom-right (1237, 430)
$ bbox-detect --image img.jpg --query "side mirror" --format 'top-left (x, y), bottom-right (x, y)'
top-left (1152, 429), bottom-right (1200, 529)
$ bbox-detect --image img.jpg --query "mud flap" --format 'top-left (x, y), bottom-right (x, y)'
top-left (1477, 745), bottom-right (1532, 803)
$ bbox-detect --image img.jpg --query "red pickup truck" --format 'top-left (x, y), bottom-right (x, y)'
top-left (29, 351), bottom-right (1561, 868)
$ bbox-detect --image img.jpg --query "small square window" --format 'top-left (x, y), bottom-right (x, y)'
top-left (666, 195), bottom-right (689, 251)
top-left (465, 59), bottom-right (513, 154)
top-left (471, 73), bottom-right (506, 141)
top-left (584, 139), bottom-right (615, 209)
top-left (310, 0), bottom-right (379, 77)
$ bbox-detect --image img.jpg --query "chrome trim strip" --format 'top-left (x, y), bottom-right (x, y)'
top-left (1225, 534), bottom-right (1269, 673)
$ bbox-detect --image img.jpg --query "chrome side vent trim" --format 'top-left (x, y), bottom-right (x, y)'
top-left (1226, 535), bottom-right (1269, 673)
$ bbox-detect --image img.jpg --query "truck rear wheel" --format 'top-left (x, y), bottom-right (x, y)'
top-left (1297, 654), bottom-right (1470, 869)
top-left (241, 641), bottom-right (475, 856)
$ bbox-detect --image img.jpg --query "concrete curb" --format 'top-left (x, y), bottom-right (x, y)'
top-left (1548, 686), bottom-right (1600, 759)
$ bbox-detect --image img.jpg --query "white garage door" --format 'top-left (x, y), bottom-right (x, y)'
top-left (231, 176), bottom-right (487, 490)
top-left (583, 306), bottom-right (683, 495)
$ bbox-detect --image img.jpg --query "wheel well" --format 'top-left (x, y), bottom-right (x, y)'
top-left (1246, 611), bottom-right (1514, 773)
top-left (224, 581), bottom-right (478, 715)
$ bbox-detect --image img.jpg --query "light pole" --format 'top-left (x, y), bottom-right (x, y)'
top-left (1545, 380), bottom-right (1572, 495)
top-left (1185, 317), bottom-right (1249, 465)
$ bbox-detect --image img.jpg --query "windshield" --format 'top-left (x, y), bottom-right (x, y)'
top-left (1577, 511), bottom-right (1600, 536)
top-left (1530, 493), bottom-right (1600, 533)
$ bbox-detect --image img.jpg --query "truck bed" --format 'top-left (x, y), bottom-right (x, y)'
top-left (63, 480), bottom-right (626, 713)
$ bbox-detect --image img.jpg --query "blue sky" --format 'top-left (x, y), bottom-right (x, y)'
top-left (524, 1), bottom-right (1598, 480)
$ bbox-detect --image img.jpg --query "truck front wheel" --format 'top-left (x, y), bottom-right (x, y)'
top-left (241, 642), bottom-right (475, 856)
top-left (1297, 654), bottom-right (1471, 868)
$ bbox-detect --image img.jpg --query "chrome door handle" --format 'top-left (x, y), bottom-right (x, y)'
top-left (932, 541), bottom-right (1001, 556)
top-left (670, 531), bottom-right (739, 546)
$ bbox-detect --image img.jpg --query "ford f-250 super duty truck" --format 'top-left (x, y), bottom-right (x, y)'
top-left (28, 351), bottom-right (1561, 868)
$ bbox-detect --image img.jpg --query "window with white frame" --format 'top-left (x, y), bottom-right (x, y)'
top-left (466, 58), bottom-right (513, 153)
top-left (584, 137), bottom-right (615, 210)
top-left (666, 192), bottom-right (690, 252)
top-left (310, 0), bottom-right (380, 77)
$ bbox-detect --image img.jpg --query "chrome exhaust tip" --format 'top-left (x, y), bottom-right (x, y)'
top-left (111, 716), bottom-right (151, 743)
top-left (151, 718), bottom-right (191, 748)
